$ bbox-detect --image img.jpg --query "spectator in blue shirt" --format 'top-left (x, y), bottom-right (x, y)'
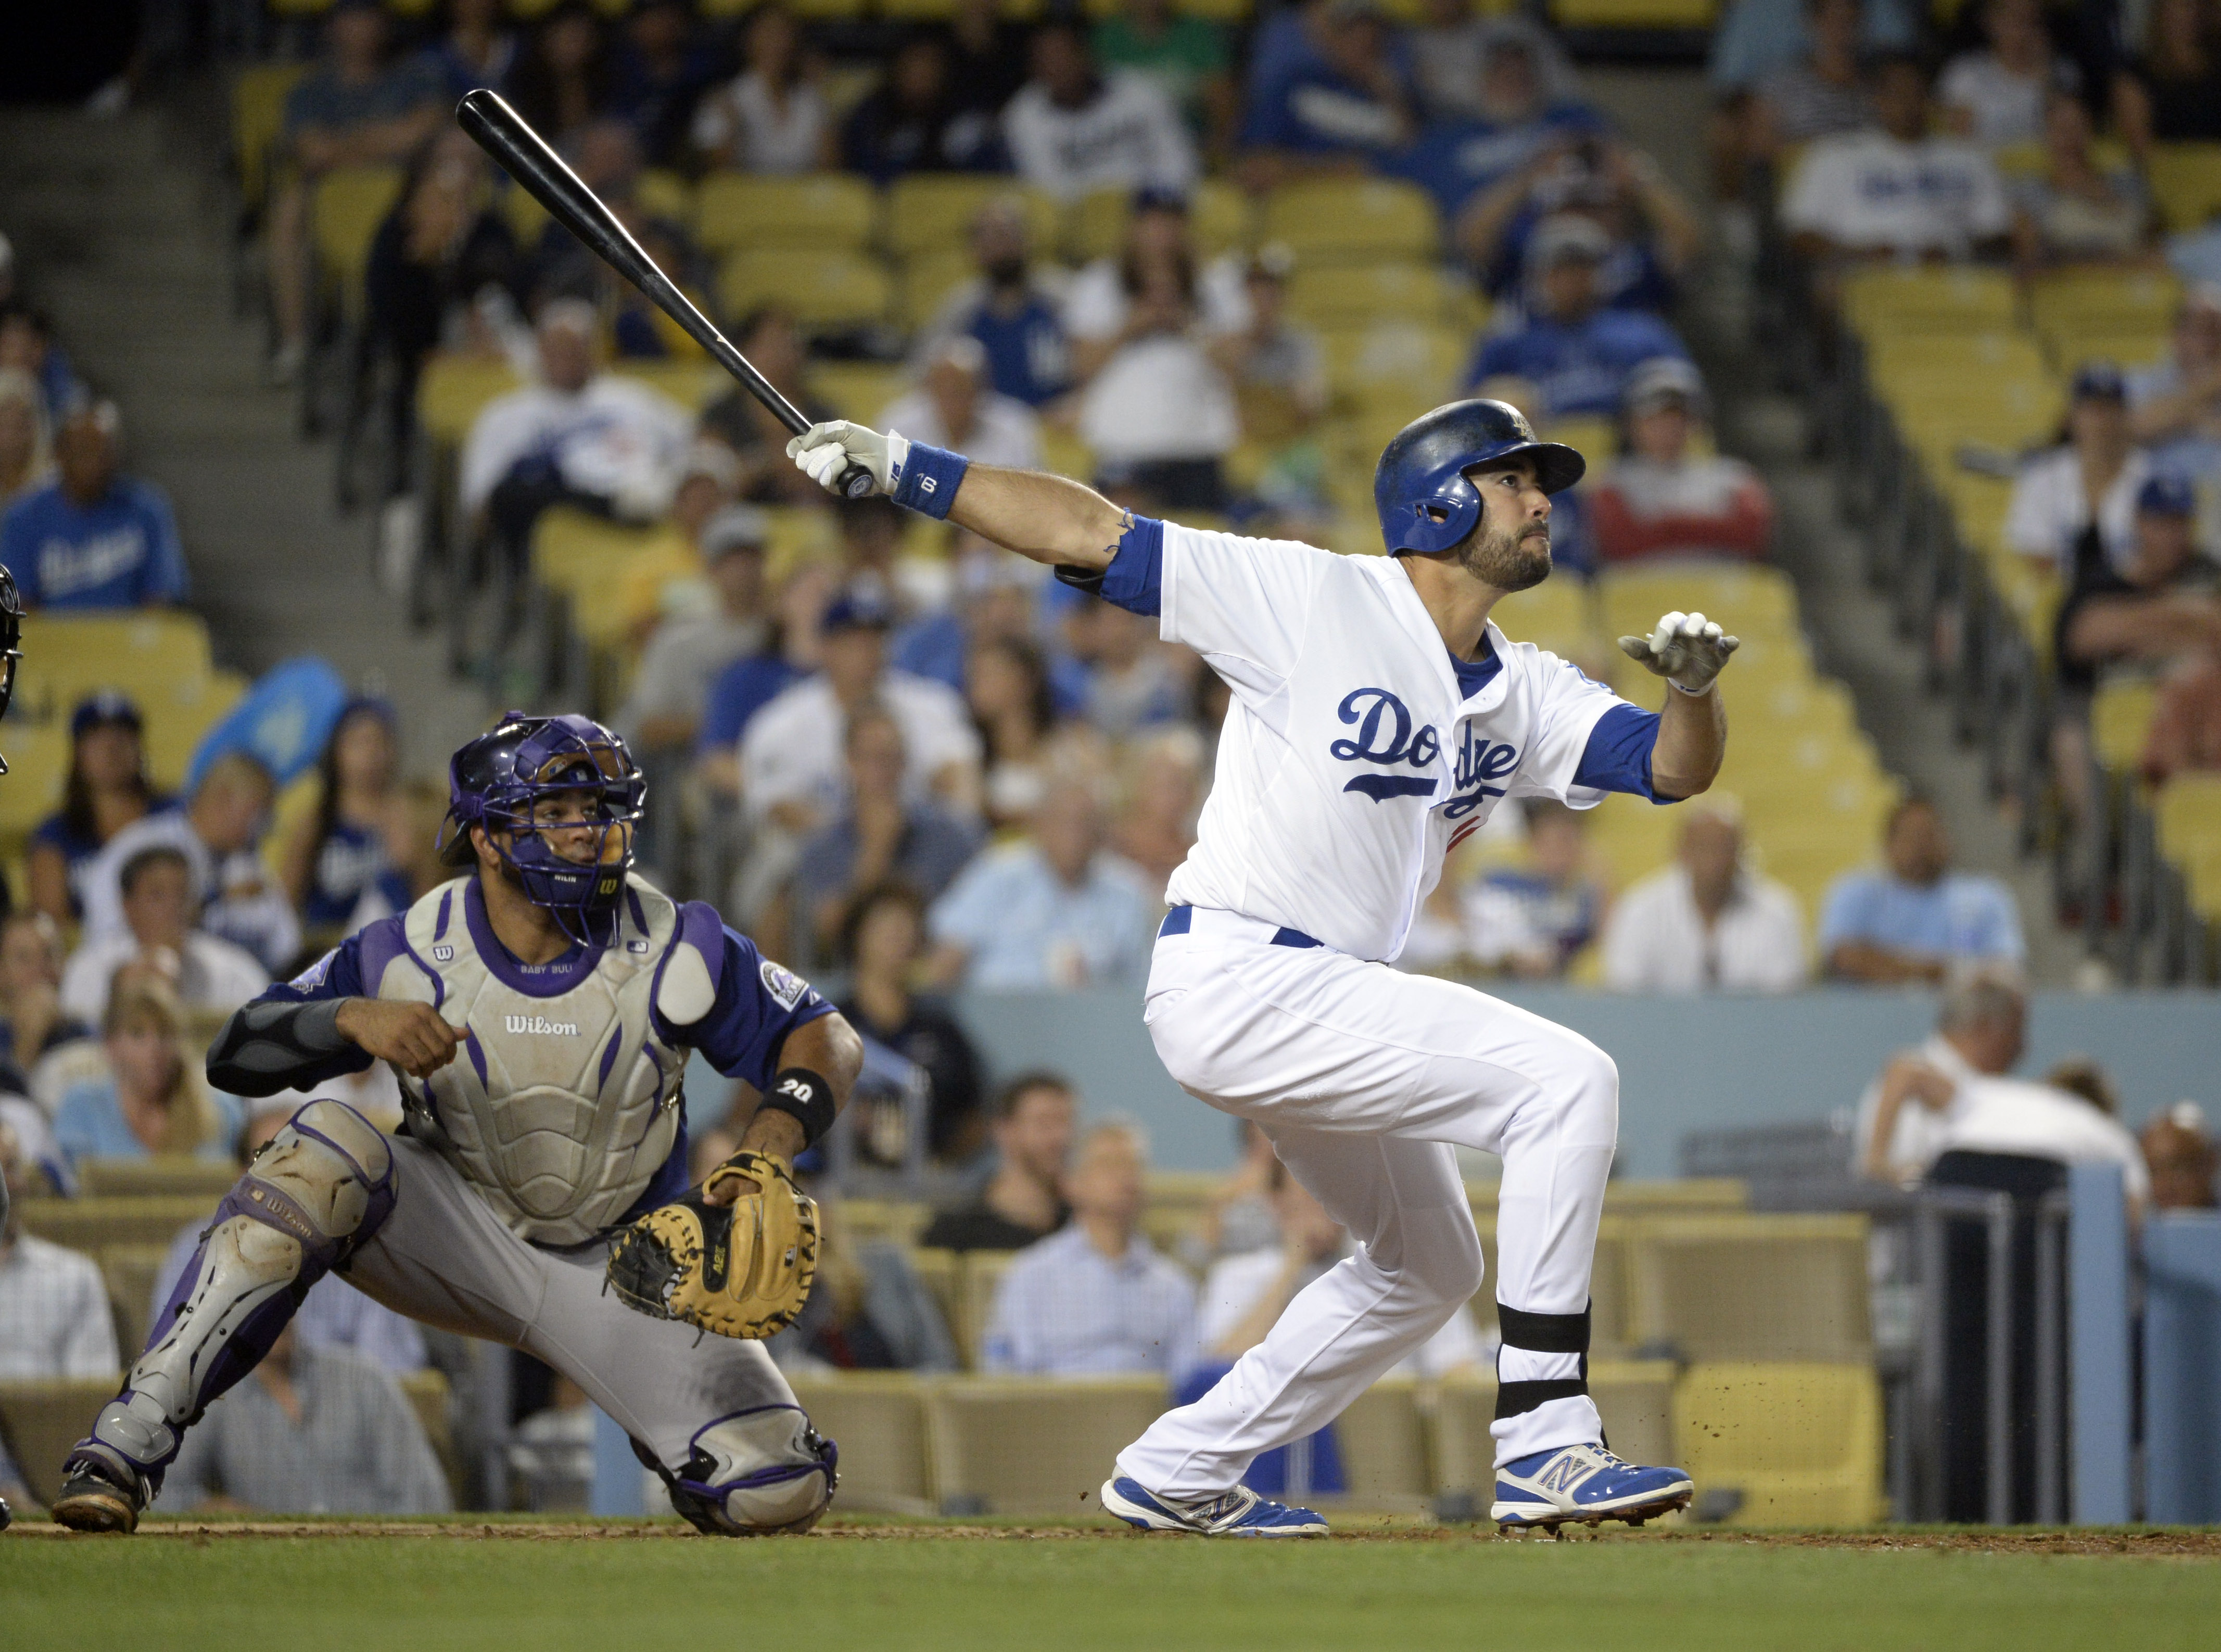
top-left (0, 403), bottom-right (188, 611)
top-left (1454, 134), bottom-right (1704, 311)
top-left (28, 693), bottom-right (168, 926)
top-left (1237, 0), bottom-right (1417, 190)
top-left (53, 974), bottom-right (243, 1171)
top-left (919, 199), bottom-right (1073, 409)
top-left (1819, 795), bottom-right (2026, 983)
top-left (1462, 214), bottom-right (1690, 420)
top-left (1382, 28), bottom-right (1605, 224)
top-left (927, 780), bottom-right (1159, 990)
top-left (981, 1122), bottom-right (1201, 1378)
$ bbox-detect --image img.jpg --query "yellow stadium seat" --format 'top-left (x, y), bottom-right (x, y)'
top-left (2155, 773), bottom-right (2221, 919)
top-left (415, 353), bottom-right (524, 449)
top-left (1839, 265), bottom-right (2016, 338)
top-left (2091, 679), bottom-right (2160, 775)
top-left (702, 0), bottom-right (866, 15)
top-left (507, 168), bottom-right (693, 247)
top-left (1673, 1362), bottom-right (1886, 1527)
top-left (1067, 179), bottom-right (1251, 263)
top-left (611, 359), bottom-right (723, 411)
top-left (1595, 563), bottom-right (1799, 644)
top-left (310, 164), bottom-right (405, 324)
top-left (532, 509), bottom-right (695, 648)
top-left (785, 1374), bottom-right (934, 1514)
top-left (1550, 0), bottom-right (1719, 23)
top-left (896, 247), bottom-right (976, 330)
top-left (1330, 1381), bottom-right (1431, 1511)
top-left (1863, 330), bottom-right (2046, 385)
top-left (884, 177), bottom-right (1059, 260)
top-left (814, 360), bottom-right (909, 425)
top-left (719, 249), bottom-right (894, 329)
top-left (14, 1196), bottom-right (221, 1254)
top-left (2147, 142), bottom-right (2221, 233)
top-left (76, 1159), bottom-right (239, 1200)
top-left (1262, 179), bottom-right (1440, 264)
top-left (0, 1379), bottom-right (119, 1509)
top-left (927, 1377), bottom-right (1172, 1514)
top-left (2051, 328), bottom-right (2171, 372)
top-left (0, 721), bottom-right (67, 852)
top-left (1491, 577), bottom-right (1597, 657)
top-left (958, 1251), bottom-right (1017, 1368)
top-left (99, 1243), bottom-right (172, 1365)
top-left (1286, 262), bottom-right (1457, 328)
top-left (1180, 0), bottom-right (1255, 18)
top-left (1626, 1214), bottom-right (1872, 1364)
top-left (231, 62), bottom-right (306, 209)
top-left (2027, 268), bottom-right (2180, 347)
top-left (1318, 320), bottom-right (1468, 412)
top-left (693, 172), bottom-right (875, 257)
top-left (905, 1246), bottom-right (964, 1362)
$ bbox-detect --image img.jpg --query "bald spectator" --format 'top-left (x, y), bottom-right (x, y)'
top-left (877, 337), bottom-right (1043, 473)
top-left (1601, 800), bottom-right (1809, 993)
top-left (79, 752), bottom-right (299, 975)
top-left (928, 781), bottom-right (1160, 990)
top-left (1820, 796), bottom-right (2024, 984)
top-left (922, 1071), bottom-right (1078, 1250)
top-left (2142, 1102), bottom-right (2218, 1210)
top-left (982, 1122), bottom-right (1200, 1379)
top-left (0, 401), bottom-right (188, 611)
top-left (60, 846), bottom-right (269, 1027)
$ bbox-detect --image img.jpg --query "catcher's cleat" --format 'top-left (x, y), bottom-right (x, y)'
top-left (51, 1454), bottom-right (147, 1534)
top-left (1490, 1442), bottom-right (1692, 1532)
top-left (1100, 1476), bottom-right (1329, 1537)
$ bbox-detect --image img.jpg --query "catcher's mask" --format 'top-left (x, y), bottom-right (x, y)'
top-left (0, 566), bottom-right (20, 775)
top-left (436, 710), bottom-right (645, 946)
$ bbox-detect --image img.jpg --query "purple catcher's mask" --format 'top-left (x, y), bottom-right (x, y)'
top-left (437, 712), bottom-right (647, 946)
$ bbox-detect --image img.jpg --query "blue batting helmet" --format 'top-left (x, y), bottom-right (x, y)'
top-left (1373, 399), bottom-right (1585, 556)
top-left (437, 710), bottom-right (646, 944)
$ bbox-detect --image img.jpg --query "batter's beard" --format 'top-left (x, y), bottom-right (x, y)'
top-left (1458, 520), bottom-right (1553, 592)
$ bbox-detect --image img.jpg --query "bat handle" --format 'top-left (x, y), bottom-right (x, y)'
top-left (836, 463), bottom-right (877, 501)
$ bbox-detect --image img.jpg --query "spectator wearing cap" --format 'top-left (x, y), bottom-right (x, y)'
top-left (0, 366), bottom-right (51, 509)
top-left (2127, 286), bottom-right (2221, 481)
top-left (789, 705), bottom-right (983, 969)
top-left (1454, 133), bottom-right (1703, 315)
top-left (1600, 797), bottom-right (1809, 993)
top-left (927, 779), bottom-right (1159, 991)
top-left (2142, 1102), bottom-right (2218, 1210)
top-left (1590, 358), bottom-right (1773, 565)
top-left (2004, 362), bottom-right (2155, 580)
top-left (840, 31), bottom-right (1003, 184)
top-left (917, 199), bottom-right (1074, 409)
top-left (1819, 795), bottom-right (2024, 984)
top-left (28, 692), bottom-right (168, 927)
top-left (877, 337), bottom-right (1043, 474)
top-left (618, 503), bottom-right (778, 765)
top-left (1462, 214), bottom-right (1690, 422)
top-left (60, 844), bottom-right (270, 1028)
top-left (1002, 19), bottom-right (1199, 203)
top-left (275, 699), bottom-right (413, 943)
top-left (0, 401), bottom-right (188, 611)
top-left (1094, 0), bottom-right (1237, 156)
top-left (1780, 54), bottom-right (2011, 272)
top-left (1236, 0), bottom-right (1415, 191)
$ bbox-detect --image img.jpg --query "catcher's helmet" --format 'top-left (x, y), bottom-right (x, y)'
top-left (1373, 399), bottom-right (1585, 556)
top-left (437, 711), bottom-right (646, 944)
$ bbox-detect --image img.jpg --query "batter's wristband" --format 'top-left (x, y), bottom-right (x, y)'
top-left (759, 1066), bottom-right (838, 1149)
top-left (891, 440), bottom-right (967, 519)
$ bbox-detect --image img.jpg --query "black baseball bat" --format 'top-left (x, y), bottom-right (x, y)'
top-left (456, 88), bottom-right (874, 500)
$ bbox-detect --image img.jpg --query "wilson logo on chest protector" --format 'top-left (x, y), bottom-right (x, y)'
top-left (504, 1014), bottom-right (580, 1036)
top-left (1329, 688), bottom-right (1440, 802)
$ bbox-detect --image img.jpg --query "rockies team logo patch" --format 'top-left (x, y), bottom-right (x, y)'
top-left (760, 959), bottom-right (808, 1009)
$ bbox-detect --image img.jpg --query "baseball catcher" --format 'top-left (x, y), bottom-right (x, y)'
top-left (53, 711), bottom-right (861, 1534)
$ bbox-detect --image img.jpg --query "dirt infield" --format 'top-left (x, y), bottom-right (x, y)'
top-left (11, 1516), bottom-right (2221, 1556)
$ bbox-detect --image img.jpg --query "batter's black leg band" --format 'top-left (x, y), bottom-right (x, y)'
top-left (758, 1067), bottom-right (838, 1150)
top-left (1493, 1377), bottom-right (1592, 1421)
top-left (1496, 1301), bottom-right (1591, 1355)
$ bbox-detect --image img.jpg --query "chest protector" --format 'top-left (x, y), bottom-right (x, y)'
top-left (362, 875), bottom-right (720, 1246)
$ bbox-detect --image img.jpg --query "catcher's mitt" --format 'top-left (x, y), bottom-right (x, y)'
top-left (605, 1151), bottom-right (819, 1339)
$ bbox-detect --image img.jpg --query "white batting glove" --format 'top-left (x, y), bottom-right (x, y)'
top-left (785, 420), bottom-right (910, 497)
top-left (1617, 610), bottom-right (1740, 696)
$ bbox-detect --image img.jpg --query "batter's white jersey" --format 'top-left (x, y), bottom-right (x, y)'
top-left (1140, 519), bottom-right (1643, 961)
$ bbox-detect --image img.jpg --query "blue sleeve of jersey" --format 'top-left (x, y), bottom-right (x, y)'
top-left (137, 484), bottom-right (190, 603)
top-left (1572, 703), bottom-right (1665, 802)
top-left (661, 922), bottom-right (836, 1089)
top-left (1098, 516), bottom-right (1164, 618)
top-left (268, 929), bottom-right (370, 1002)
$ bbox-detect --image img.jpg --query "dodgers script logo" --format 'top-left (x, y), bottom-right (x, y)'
top-left (1330, 688), bottom-right (1440, 802)
top-left (1443, 725), bottom-right (1520, 821)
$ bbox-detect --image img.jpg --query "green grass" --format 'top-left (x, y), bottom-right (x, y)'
top-left (6, 1522), bottom-right (2220, 1650)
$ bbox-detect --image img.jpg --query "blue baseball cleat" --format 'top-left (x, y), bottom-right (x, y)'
top-left (1491, 1442), bottom-right (1693, 1534)
top-left (1100, 1476), bottom-right (1329, 1537)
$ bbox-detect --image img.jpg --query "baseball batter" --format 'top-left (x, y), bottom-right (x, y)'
top-left (53, 713), bottom-right (862, 1534)
top-left (788, 398), bottom-right (1735, 1535)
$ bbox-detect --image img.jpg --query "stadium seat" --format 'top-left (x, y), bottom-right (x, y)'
top-left (398, 1368), bottom-right (463, 1506)
top-left (1863, 331), bottom-right (2047, 386)
top-left (309, 164), bottom-right (405, 325)
top-left (612, 360), bottom-right (723, 411)
top-left (1328, 1380), bottom-right (1430, 1511)
top-left (1595, 563), bottom-right (1800, 645)
top-left (1838, 266), bottom-right (2016, 338)
top-left (785, 1374), bottom-right (935, 1514)
top-left (414, 353), bottom-right (524, 449)
top-left (2026, 269), bottom-right (2181, 356)
top-left (13, 1196), bottom-right (219, 1254)
top-left (2146, 143), bottom-right (2221, 233)
top-left (1490, 577), bottom-right (1598, 659)
top-left (76, 1159), bottom-right (239, 1200)
top-left (20, 609), bottom-right (215, 701)
top-left (701, 0), bottom-right (865, 16)
top-left (1286, 263), bottom-right (1457, 329)
top-left (2091, 680), bottom-right (2160, 776)
top-left (895, 247), bottom-right (975, 330)
top-left (1318, 320), bottom-right (1468, 413)
top-left (1067, 179), bottom-right (1251, 264)
top-left (531, 509), bottom-right (694, 650)
top-left (1672, 1362), bottom-right (1886, 1527)
top-left (1262, 179), bottom-right (1440, 264)
top-left (1624, 1215), bottom-right (1873, 1364)
top-left (908, 1247), bottom-right (964, 1364)
top-left (505, 168), bottom-right (693, 248)
top-left (2049, 328), bottom-right (2170, 372)
top-left (958, 1251), bottom-right (1017, 1369)
top-left (815, 360), bottom-right (909, 425)
top-left (927, 1377), bottom-right (1172, 1515)
top-left (142, 671), bottom-right (250, 793)
top-left (0, 1379), bottom-right (117, 1509)
top-left (693, 172), bottom-right (875, 257)
top-left (230, 62), bottom-right (307, 210)
top-left (884, 178), bottom-right (1059, 260)
top-left (718, 249), bottom-right (894, 329)
top-left (0, 722), bottom-right (69, 856)
top-left (2155, 773), bottom-right (2221, 919)
top-left (1549, 0), bottom-right (1719, 24)
top-left (99, 1243), bottom-right (173, 1366)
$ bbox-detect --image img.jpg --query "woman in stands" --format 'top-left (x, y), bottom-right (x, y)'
top-left (835, 881), bottom-right (986, 1164)
top-left (278, 699), bottom-right (414, 949)
top-left (2008, 89), bottom-right (2152, 277)
top-left (966, 633), bottom-right (1068, 833)
top-left (52, 975), bottom-right (240, 1170)
top-left (690, 4), bottom-right (834, 175)
top-left (27, 693), bottom-right (166, 928)
top-left (2115, 0), bottom-right (2221, 159)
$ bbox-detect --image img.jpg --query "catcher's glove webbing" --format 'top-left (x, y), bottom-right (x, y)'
top-left (604, 1151), bottom-right (819, 1339)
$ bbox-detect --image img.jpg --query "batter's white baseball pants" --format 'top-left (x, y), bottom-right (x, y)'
top-left (1115, 908), bottom-right (1617, 1494)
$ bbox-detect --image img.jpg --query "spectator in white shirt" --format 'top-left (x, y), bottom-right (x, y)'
top-left (877, 336), bottom-right (1043, 474)
top-left (79, 752), bottom-right (300, 976)
top-left (1602, 798), bottom-right (1809, 993)
top-left (690, 3), bottom-right (833, 174)
top-left (60, 845), bottom-right (269, 1028)
top-left (1781, 54), bottom-right (2011, 267)
top-left (1002, 19), bottom-right (1199, 202)
top-left (1937, 0), bottom-right (2078, 149)
top-left (981, 1122), bottom-right (1201, 1378)
top-left (2004, 361), bottom-right (2152, 579)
